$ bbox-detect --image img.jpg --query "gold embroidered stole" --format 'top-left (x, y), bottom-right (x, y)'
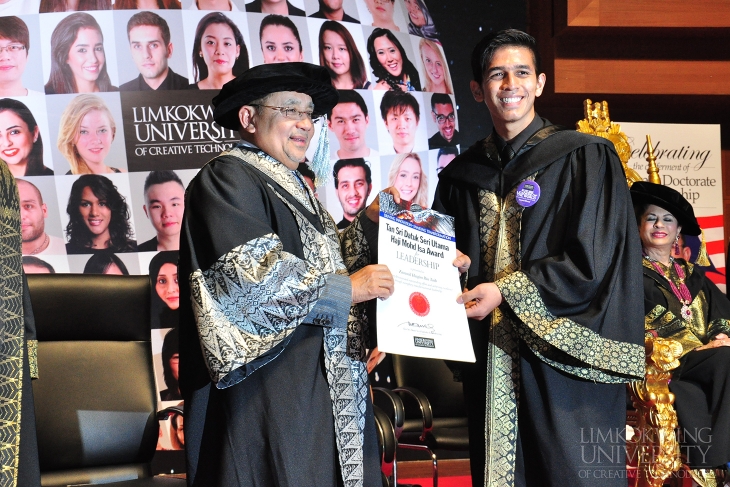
top-left (0, 161), bottom-right (24, 487)
top-left (479, 185), bottom-right (525, 487)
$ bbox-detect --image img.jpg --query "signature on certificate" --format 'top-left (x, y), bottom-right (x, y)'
top-left (398, 321), bottom-right (439, 335)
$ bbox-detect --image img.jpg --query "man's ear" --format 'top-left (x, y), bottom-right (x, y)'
top-left (535, 72), bottom-right (546, 98)
top-left (239, 106), bottom-right (255, 133)
top-left (470, 80), bottom-right (484, 103)
top-left (143, 205), bottom-right (149, 218)
top-left (166, 42), bottom-right (174, 59)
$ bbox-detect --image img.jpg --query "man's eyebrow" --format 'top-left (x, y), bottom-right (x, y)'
top-left (487, 64), bottom-right (532, 73)
top-left (281, 98), bottom-right (314, 109)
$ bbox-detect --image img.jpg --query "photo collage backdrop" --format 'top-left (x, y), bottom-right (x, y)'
top-left (2, 0), bottom-right (459, 465)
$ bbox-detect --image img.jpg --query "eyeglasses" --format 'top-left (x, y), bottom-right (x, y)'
top-left (0, 44), bottom-right (25, 54)
top-left (434, 113), bottom-right (455, 125)
top-left (251, 105), bottom-right (321, 123)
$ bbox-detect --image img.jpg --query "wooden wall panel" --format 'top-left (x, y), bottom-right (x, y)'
top-left (567, 0), bottom-right (730, 27)
top-left (554, 59), bottom-right (730, 95)
top-left (532, 0), bottom-right (730, 250)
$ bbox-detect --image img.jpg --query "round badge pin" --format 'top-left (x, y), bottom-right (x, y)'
top-left (409, 292), bottom-right (430, 317)
top-left (515, 180), bottom-right (541, 207)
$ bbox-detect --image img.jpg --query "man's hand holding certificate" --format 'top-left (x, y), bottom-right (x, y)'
top-left (376, 193), bottom-right (475, 362)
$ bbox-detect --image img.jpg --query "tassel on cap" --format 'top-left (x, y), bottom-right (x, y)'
top-left (311, 115), bottom-right (330, 187)
top-left (695, 228), bottom-right (711, 267)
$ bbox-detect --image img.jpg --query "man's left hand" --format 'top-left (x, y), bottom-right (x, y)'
top-left (365, 187), bottom-right (401, 223)
top-left (457, 282), bottom-right (503, 320)
top-left (366, 347), bottom-right (386, 374)
top-left (453, 249), bottom-right (470, 275)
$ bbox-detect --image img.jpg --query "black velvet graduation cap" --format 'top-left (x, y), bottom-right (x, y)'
top-left (212, 62), bottom-right (339, 130)
top-left (630, 181), bottom-right (701, 236)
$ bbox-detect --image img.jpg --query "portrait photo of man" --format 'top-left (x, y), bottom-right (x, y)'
top-left (22, 255), bottom-right (55, 274)
top-left (436, 145), bottom-right (458, 174)
top-left (378, 89), bottom-right (425, 154)
top-left (308, 0), bottom-right (359, 23)
top-left (328, 89), bottom-right (377, 161)
top-left (332, 158), bottom-right (371, 229)
top-left (17, 178), bottom-right (66, 255)
top-left (188, 0), bottom-right (241, 10)
top-left (427, 92), bottom-right (459, 149)
top-left (0, 16), bottom-right (44, 97)
top-left (245, 0), bottom-right (305, 16)
top-left (138, 170), bottom-right (185, 252)
top-left (120, 11), bottom-right (190, 92)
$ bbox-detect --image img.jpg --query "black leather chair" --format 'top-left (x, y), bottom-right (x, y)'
top-left (374, 405), bottom-right (398, 487)
top-left (373, 355), bottom-right (469, 487)
top-left (27, 274), bottom-right (186, 487)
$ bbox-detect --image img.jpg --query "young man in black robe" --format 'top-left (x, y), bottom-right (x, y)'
top-left (178, 63), bottom-right (395, 487)
top-left (433, 29), bottom-right (646, 487)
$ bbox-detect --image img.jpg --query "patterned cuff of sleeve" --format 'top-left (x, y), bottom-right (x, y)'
top-left (495, 270), bottom-right (645, 381)
top-left (27, 339), bottom-right (38, 380)
top-left (708, 318), bottom-right (730, 339)
top-left (307, 273), bottom-right (352, 330)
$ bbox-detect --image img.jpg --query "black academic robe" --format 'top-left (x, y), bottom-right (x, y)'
top-left (643, 260), bottom-right (730, 467)
top-left (179, 146), bottom-right (380, 487)
top-left (433, 121), bottom-right (645, 487)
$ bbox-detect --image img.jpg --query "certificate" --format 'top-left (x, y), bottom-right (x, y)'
top-left (376, 193), bottom-right (475, 362)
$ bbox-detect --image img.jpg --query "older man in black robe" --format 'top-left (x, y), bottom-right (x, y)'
top-left (178, 63), bottom-right (394, 487)
top-left (434, 30), bottom-right (645, 487)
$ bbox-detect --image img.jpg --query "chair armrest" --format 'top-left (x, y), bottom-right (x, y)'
top-left (393, 386), bottom-right (433, 441)
top-left (373, 405), bottom-right (397, 465)
top-left (373, 387), bottom-right (405, 438)
top-left (157, 406), bottom-right (184, 421)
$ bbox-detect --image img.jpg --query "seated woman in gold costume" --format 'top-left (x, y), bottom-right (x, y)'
top-left (631, 181), bottom-right (730, 479)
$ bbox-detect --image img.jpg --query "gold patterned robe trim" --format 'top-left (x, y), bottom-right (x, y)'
top-left (27, 340), bottom-right (37, 380)
top-left (496, 271), bottom-right (645, 382)
top-left (478, 187), bottom-right (523, 487)
top-left (0, 160), bottom-right (24, 487)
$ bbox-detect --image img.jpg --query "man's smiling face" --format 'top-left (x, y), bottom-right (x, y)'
top-left (250, 91), bottom-right (314, 170)
top-left (473, 45), bottom-right (545, 139)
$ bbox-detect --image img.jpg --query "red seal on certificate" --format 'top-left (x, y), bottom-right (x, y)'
top-left (409, 292), bottom-right (430, 317)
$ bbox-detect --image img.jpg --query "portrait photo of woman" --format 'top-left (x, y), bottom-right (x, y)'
top-left (419, 38), bottom-right (452, 94)
top-left (65, 174), bottom-right (136, 254)
top-left (82, 250), bottom-right (130, 274)
top-left (0, 16), bottom-right (42, 97)
top-left (367, 28), bottom-right (420, 91)
top-left (158, 327), bottom-right (181, 401)
top-left (57, 94), bottom-right (123, 175)
top-left (404, 0), bottom-right (439, 41)
top-left (40, 0), bottom-right (111, 11)
top-left (190, 12), bottom-right (249, 90)
top-left (0, 99), bottom-right (53, 177)
top-left (362, 0), bottom-right (400, 31)
top-left (113, 0), bottom-right (181, 8)
top-left (149, 250), bottom-right (180, 329)
top-left (318, 21), bottom-right (369, 89)
top-left (258, 14), bottom-right (304, 64)
top-left (387, 152), bottom-right (427, 208)
top-left (44, 12), bottom-right (117, 95)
